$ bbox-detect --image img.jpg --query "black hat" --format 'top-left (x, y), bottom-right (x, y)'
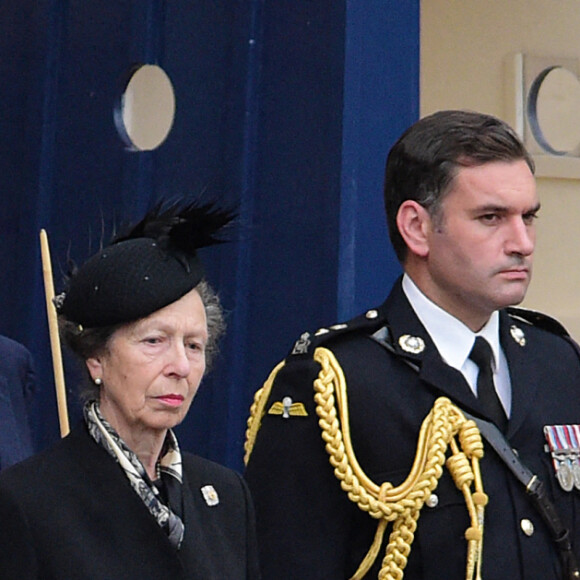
top-left (56, 199), bottom-right (235, 328)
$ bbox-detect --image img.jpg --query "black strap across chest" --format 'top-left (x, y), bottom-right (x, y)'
top-left (370, 326), bottom-right (580, 580)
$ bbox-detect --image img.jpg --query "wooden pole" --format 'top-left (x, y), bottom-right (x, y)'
top-left (40, 229), bottom-right (70, 437)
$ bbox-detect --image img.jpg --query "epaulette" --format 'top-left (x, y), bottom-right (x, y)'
top-left (287, 306), bottom-right (386, 358)
top-left (506, 306), bottom-right (570, 337)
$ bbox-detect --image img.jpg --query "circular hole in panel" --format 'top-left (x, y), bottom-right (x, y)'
top-left (528, 66), bottom-right (580, 155)
top-left (115, 64), bottom-right (176, 151)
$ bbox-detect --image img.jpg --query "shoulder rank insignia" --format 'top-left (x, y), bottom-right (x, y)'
top-left (268, 396), bottom-right (308, 419)
top-left (507, 306), bottom-right (570, 337)
top-left (544, 425), bottom-right (580, 491)
top-left (291, 332), bottom-right (311, 355)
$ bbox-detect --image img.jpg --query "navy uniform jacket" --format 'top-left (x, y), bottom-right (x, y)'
top-left (245, 279), bottom-right (580, 580)
top-left (0, 422), bottom-right (260, 579)
top-left (0, 335), bottom-right (36, 470)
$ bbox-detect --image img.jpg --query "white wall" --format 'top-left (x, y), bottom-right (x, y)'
top-left (421, 0), bottom-right (580, 337)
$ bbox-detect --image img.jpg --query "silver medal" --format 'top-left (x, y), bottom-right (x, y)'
top-left (573, 462), bottom-right (580, 491)
top-left (544, 424), bottom-right (580, 492)
top-left (557, 461), bottom-right (574, 492)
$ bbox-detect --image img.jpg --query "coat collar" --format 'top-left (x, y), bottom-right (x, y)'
top-left (382, 279), bottom-right (480, 414)
top-left (381, 278), bottom-right (531, 430)
top-left (498, 312), bottom-right (533, 435)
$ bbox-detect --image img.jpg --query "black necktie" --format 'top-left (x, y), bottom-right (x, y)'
top-left (469, 337), bottom-right (507, 432)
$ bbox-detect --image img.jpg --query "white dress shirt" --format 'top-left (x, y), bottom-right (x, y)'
top-left (402, 274), bottom-right (511, 417)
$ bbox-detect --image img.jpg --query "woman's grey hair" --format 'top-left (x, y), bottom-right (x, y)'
top-left (59, 279), bottom-right (225, 402)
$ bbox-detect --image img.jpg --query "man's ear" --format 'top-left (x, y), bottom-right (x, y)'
top-left (396, 200), bottom-right (431, 258)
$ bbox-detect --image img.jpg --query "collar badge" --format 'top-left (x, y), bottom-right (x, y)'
top-left (399, 334), bottom-right (425, 354)
top-left (510, 325), bottom-right (526, 347)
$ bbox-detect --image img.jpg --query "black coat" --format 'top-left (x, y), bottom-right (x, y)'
top-left (245, 279), bottom-right (580, 580)
top-left (0, 422), bottom-right (260, 579)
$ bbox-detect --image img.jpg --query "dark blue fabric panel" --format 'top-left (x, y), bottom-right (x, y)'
top-left (158, 1), bottom-right (255, 464)
top-left (0, 1), bottom-right (57, 447)
top-left (240, 0), bottom-right (346, 385)
top-left (339, 0), bottom-right (420, 320)
top-left (0, 1), bottom-right (420, 471)
top-left (0, 1), bottom-right (252, 458)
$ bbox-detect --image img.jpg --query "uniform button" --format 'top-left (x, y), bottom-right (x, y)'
top-left (426, 493), bottom-right (438, 508)
top-left (521, 518), bottom-right (534, 536)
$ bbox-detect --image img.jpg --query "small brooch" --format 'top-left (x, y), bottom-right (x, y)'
top-left (201, 485), bottom-right (219, 507)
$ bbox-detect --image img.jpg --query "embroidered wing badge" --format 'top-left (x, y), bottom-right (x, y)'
top-left (268, 396), bottom-right (308, 419)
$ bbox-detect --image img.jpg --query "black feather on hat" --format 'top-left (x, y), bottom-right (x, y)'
top-left (56, 199), bottom-right (236, 328)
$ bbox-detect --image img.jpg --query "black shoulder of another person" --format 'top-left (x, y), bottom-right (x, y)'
top-left (506, 306), bottom-right (570, 337)
top-left (285, 306), bottom-right (389, 360)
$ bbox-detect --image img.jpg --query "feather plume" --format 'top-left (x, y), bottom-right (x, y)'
top-left (113, 199), bottom-right (237, 254)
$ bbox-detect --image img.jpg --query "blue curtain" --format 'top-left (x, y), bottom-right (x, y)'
top-left (0, 0), bottom-right (419, 471)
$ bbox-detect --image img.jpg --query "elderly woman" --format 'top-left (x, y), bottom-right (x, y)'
top-left (0, 201), bottom-right (260, 579)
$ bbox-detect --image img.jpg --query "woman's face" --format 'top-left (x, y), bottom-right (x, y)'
top-left (86, 287), bottom-right (208, 443)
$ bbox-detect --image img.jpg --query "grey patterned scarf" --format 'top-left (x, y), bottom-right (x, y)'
top-left (84, 401), bottom-right (185, 548)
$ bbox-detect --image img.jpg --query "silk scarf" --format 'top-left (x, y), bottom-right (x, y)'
top-left (84, 401), bottom-right (185, 548)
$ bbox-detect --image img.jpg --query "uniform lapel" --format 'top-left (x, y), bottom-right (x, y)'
top-left (499, 312), bottom-right (536, 436)
top-left (383, 279), bottom-right (484, 417)
top-left (418, 347), bottom-right (484, 416)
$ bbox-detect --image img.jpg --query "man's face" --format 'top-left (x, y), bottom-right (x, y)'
top-left (422, 159), bottom-right (539, 331)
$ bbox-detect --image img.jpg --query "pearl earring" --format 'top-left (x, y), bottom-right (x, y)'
top-left (94, 378), bottom-right (102, 386)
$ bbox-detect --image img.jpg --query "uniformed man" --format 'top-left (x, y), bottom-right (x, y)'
top-left (244, 110), bottom-right (580, 579)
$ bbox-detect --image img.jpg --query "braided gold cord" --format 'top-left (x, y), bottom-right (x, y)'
top-left (313, 347), bottom-right (486, 580)
top-left (242, 346), bottom-right (487, 580)
top-left (244, 360), bottom-right (286, 465)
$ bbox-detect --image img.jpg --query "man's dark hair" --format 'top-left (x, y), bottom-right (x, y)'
top-left (384, 110), bottom-right (535, 262)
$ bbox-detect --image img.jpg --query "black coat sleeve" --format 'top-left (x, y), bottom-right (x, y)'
top-left (0, 470), bottom-right (39, 577)
top-left (244, 355), bottom-right (375, 580)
